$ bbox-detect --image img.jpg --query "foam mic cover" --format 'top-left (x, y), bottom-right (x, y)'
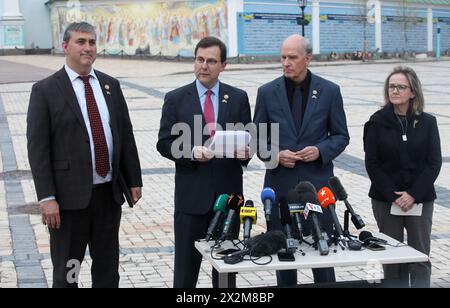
top-left (295, 181), bottom-right (318, 204)
top-left (247, 230), bottom-right (287, 257)
top-left (359, 231), bottom-right (387, 245)
top-left (317, 187), bottom-right (336, 209)
top-left (329, 176), bottom-right (348, 201)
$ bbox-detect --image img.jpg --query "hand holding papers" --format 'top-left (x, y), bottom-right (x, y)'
top-left (208, 131), bottom-right (251, 159)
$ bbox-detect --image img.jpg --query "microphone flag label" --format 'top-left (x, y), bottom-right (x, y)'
top-left (303, 202), bottom-right (323, 219)
top-left (288, 203), bottom-right (304, 214)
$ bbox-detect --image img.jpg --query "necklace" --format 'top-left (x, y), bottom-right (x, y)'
top-left (395, 114), bottom-right (408, 142)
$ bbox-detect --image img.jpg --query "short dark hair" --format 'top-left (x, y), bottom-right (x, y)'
top-left (63, 22), bottom-right (96, 43)
top-left (195, 37), bottom-right (227, 63)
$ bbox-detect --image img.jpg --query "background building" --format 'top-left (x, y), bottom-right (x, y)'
top-left (1, 0), bottom-right (449, 58)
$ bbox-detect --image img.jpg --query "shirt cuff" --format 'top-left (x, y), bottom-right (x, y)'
top-left (39, 196), bottom-right (56, 204)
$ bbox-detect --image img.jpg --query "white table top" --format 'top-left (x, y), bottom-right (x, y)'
top-left (195, 232), bottom-right (429, 274)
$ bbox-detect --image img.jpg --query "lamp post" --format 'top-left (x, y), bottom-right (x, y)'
top-left (297, 0), bottom-right (308, 36)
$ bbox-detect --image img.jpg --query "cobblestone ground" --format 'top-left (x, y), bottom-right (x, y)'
top-left (1, 55), bottom-right (450, 288)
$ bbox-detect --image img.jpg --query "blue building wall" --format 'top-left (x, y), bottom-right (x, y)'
top-left (238, 0), bottom-right (450, 55)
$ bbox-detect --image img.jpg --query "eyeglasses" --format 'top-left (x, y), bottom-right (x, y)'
top-left (195, 57), bottom-right (220, 66)
top-left (388, 84), bottom-right (410, 93)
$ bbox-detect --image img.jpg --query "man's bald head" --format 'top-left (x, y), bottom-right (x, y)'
top-left (281, 35), bottom-right (312, 56)
top-left (280, 34), bottom-right (313, 83)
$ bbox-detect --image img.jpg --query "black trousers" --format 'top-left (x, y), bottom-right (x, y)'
top-left (173, 210), bottom-right (240, 288)
top-left (49, 183), bottom-right (122, 288)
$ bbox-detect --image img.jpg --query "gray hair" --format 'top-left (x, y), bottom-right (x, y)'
top-left (302, 37), bottom-right (313, 55)
top-left (62, 22), bottom-right (96, 43)
top-left (383, 66), bottom-right (425, 115)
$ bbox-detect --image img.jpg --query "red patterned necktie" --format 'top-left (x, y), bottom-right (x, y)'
top-left (80, 75), bottom-right (110, 178)
top-left (203, 90), bottom-right (215, 137)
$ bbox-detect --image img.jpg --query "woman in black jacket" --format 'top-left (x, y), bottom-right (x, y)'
top-left (364, 66), bottom-right (442, 288)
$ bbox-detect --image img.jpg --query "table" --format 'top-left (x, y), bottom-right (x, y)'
top-left (195, 233), bottom-right (429, 288)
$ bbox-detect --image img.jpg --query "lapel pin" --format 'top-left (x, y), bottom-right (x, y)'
top-left (105, 84), bottom-right (110, 91)
top-left (106, 91), bottom-right (111, 95)
top-left (224, 94), bottom-right (229, 100)
top-left (312, 90), bottom-right (318, 95)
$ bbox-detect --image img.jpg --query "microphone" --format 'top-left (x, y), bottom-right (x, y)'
top-left (206, 194), bottom-right (229, 241)
top-left (286, 190), bottom-right (304, 242)
top-left (296, 182), bottom-right (329, 256)
top-left (279, 197), bottom-right (297, 254)
top-left (240, 200), bottom-right (257, 244)
top-left (359, 231), bottom-right (387, 246)
top-left (260, 188), bottom-right (276, 224)
top-left (220, 194), bottom-right (244, 241)
top-left (329, 176), bottom-right (365, 230)
top-left (223, 230), bottom-right (286, 264)
top-left (317, 187), bottom-right (344, 238)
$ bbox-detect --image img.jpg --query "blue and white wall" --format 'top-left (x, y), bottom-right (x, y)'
top-left (236, 0), bottom-right (450, 56)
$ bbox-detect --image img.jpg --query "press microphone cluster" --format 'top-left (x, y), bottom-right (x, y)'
top-left (329, 176), bottom-right (365, 233)
top-left (206, 194), bottom-right (229, 242)
top-left (260, 187), bottom-right (276, 226)
top-left (220, 194), bottom-right (245, 241)
top-left (240, 200), bottom-right (257, 244)
top-left (296, 182), bottom-right (329, 256)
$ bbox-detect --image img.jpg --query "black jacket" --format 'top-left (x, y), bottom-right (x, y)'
top-left (27, 68), bottom-right (143, 210)
top-left (363, 104), bottom-right (441, 203)
top-left (157, 81), bottom-right (252, 215)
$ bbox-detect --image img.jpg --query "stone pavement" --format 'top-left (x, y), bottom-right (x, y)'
top-left (0, 55), bottom-right (449, 288)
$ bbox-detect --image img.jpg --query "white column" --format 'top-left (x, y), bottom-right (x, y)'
top-left (227, 0), bottom-right (244, 58)
top-left (2, 0), bottom-right (23, 19)
top-left (374, 0), bottom-right (382, 52)
top-left (0, 0), bottom-right (25, 49)
top-left (312, 0), bottom-right (320, 55)
top-left (427, 7), bottom-right (433, 52)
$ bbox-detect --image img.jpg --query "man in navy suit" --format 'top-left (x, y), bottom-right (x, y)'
top-left (254, 34), bottom-right (350, 286)
top-left (157, 37), bottom-right (251, 288)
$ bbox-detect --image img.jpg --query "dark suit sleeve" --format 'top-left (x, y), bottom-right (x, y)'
top-left (253, 87), bottom-right (273, 163)
top-left (157, 92), bottom-right (195, 168)
top-left (408, 116), bottom-right (442, 201)
top-left (364, 121), bottom-right (397, 202)
top-left (239, 91), bottom-right (252, 167)
top-left (315, 86), bottom-right (350, 165)
top-left (27, 83), bottom-right (56, 200)
top-left (116, 80), bottom-right (143, 187)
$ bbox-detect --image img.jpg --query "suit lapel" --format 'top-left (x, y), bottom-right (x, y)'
top-left (275, 77), bottom-right (297, 135)
top-left (298, 74), bottom-right (321, 138)
top-left (217, 82), bottom-right (229, 130)
top-left (55, 68), bottom-right (88, 136)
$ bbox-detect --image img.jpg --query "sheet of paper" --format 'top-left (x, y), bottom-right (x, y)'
top-left (390, 203), bottom-right (423, 216)
top-left (208, 130), bottom-right (251, 158)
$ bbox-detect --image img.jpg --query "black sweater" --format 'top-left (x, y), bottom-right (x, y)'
top-left (363, 105), bottom-right (442, 203)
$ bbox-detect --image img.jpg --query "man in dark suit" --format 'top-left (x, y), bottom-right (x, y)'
top-left (27, 22), bottom-right (142, 288)
top-left (253, 35), bottom-right (350, 286)
top-left (157, 37), bottom-right (251, 288)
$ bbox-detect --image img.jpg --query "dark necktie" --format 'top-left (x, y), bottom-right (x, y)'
top-left (204, 90), bottom-right (215, 137)
top-left (80, 75), bottom-right (110, 178)
top-left (292, 86), bottom-right (303, 133)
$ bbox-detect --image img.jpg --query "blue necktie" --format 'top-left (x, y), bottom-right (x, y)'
top-left (292, 86), bottom-right (303, 133)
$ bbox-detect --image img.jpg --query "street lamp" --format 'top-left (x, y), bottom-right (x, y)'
top-left (297, 0), bottom-right (308, 36)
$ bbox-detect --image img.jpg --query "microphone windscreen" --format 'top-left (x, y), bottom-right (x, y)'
top-left (358, 231), bottom-right (373, 242)
top-left (329, 176), bottom-right (348, 200)
top-left (286, 189), bottom-right (301, 204)
top-left (295, 181), bottom-right (317, 195)
top-left (248, 230), bottom-right (286, 257)
top-left (261, 187), bottom-right (276, 203)
top-left (317, 187), bottom-right (336, 209)
top-left (278, 197), bottom-right (292, 226)
top-left (227, 194), bottom-right (244, 210)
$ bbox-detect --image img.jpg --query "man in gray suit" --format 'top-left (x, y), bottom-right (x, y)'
top-left (254, 35), bottom-right (350, 286)
top-left (27, 22), bottom-right (142, 288)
